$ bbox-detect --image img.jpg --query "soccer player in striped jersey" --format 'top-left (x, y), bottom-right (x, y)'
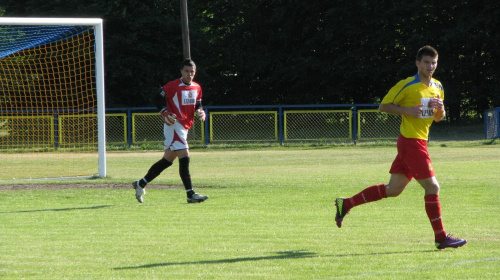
top-left (334, 46), bottom-right (467, 250)
top-left (132, 59), bottom-right (209, 204)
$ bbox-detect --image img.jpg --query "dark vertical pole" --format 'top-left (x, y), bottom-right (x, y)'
top-left (278, 106), bottom-right (283, 145)
top-left (352, 106), bottom-right (357, 145)
top-left (180, 0), bottom-right (191, 60)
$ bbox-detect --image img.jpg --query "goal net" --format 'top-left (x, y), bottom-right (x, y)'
top-left (0, 18), bottom-right (106, 180)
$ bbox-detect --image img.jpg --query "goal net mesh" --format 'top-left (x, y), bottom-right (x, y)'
top-left (0, 25), bottom-right (99, 179)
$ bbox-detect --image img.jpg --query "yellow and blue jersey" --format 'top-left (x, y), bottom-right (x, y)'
top-left (381, 75), bottom-right (444, 140)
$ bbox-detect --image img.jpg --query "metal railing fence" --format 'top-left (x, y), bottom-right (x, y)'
top-left (105, 104), bottom-right (402, 146)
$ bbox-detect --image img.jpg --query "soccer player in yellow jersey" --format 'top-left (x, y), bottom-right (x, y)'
top-left (334, 46), bottom-right (467, 250)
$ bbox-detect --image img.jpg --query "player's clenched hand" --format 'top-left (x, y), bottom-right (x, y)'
top-left (160, 109), bottom-right (177, 126)
top-left (428, 98), bottom-right (444, 111)
top-left (196, 109), bottom-right (206, 122)
top-left (407, 104), bottom-right (424, 118)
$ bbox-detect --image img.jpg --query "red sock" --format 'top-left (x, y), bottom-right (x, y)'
top-left (424, 194), bottom-right (447, 242)
top-left (344, 184), bottom-right (387, 212)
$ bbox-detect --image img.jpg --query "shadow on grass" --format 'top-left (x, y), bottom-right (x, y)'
top-left (114, 250), bottom-right (317, 270)
top-left (0, 205), bottom-right (113, 214)
top-left (330, 249), bottom-right (436, 259)
top-left (115, 249), bottom-right (437, 270)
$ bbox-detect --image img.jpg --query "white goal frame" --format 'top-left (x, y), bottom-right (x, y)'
top-left (0, 17), bottom-right (106, 178)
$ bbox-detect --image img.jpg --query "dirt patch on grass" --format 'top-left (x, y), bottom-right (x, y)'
top-left (0, 184), bottom-right (183, 191)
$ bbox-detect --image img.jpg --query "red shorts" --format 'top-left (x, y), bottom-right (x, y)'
top-left (389, 135), bottom-right (435, 180)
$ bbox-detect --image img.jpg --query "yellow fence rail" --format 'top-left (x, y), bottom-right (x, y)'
top-left (1, 105), bottom-right (403, 150)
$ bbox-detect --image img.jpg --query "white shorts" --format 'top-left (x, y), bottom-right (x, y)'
top-left (163, 122), bottom-right (189, 151)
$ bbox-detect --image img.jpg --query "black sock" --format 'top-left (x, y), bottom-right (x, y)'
top-left (179, 157), bottom-right (193, 196)
top-left (144, 158), bottom-right (173, 184)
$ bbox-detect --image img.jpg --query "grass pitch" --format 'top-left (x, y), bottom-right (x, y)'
top-left (1, 143), bottom-right (499, 279)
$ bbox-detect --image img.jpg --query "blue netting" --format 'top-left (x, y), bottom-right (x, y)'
top-left (0, 25), bottom-right (92, 58)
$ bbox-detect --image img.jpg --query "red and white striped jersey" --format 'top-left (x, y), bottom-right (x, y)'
top-left (162, 78), bottom-right (202, 129)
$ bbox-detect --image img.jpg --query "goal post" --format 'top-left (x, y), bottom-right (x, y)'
top-left (0, 17), bottom-right (106, 179)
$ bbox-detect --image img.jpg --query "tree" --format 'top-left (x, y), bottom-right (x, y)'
top-left (194, 0), bottom-right (499, 121)
top-left (2, 0), bottom-right (498, 120)
top-left (1, 0), bottom-right (184, 107)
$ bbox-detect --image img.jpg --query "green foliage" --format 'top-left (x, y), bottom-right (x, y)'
top-left (197, 0), bottom-right (499, 120)
top-left (2, 0), bottom-right (498, 119)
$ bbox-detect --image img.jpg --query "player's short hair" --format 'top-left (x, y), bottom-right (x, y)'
top-left (416, 45), bottom-right (438, 61)
top-left (180, 59), bottom-right (196, 69)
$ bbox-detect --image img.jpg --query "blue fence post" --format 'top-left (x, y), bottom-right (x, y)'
top-left (278, 106), bottom-right (283, 144)
top-left (352, 106), bottom-right (357, 145)
top-left (205, 107), bottom-right (210, 145)
top-left (127, 109), bottom-right (132, 147)
top-left (495, 107), bottom-right (500, 139)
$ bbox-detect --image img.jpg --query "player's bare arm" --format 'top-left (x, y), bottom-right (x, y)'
top-left (379, 103), bottom-right (423, 118)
